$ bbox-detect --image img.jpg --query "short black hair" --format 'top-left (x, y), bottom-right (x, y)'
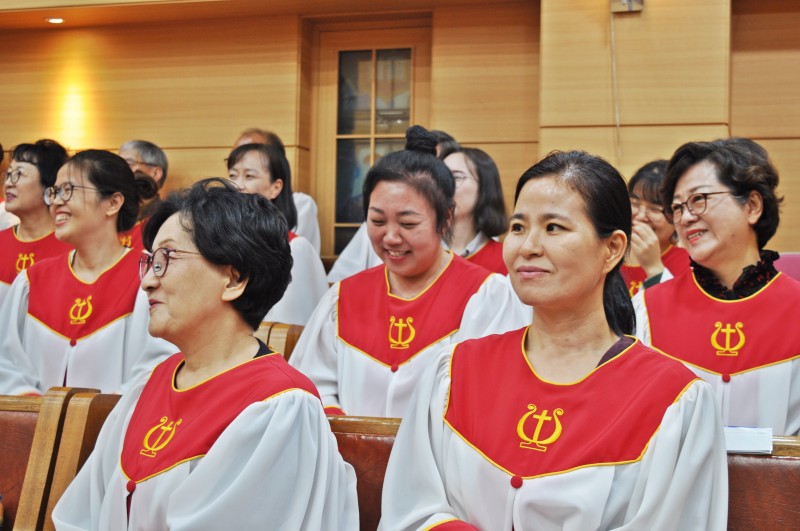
top-left (664, 137), bottom-right (782, 249)
top-left (628, 159), bottom-right (668, 206)
top-left (142, 178), bottom-right (293, 330)
top-left (12, 139), bottom-right (69, 188)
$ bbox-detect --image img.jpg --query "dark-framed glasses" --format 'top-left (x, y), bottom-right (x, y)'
top-left (630, 199), bottom-right (665, 219)
top-left (139, 247), bottom-right (203, 279)
top-left (43, 182), bottom-right (100, 206)
top-left (4, 169), bottom-right (25, 185)
top-left (665, 191), bottom-right (734, 224)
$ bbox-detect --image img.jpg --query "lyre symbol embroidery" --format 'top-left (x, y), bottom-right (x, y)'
top-left (517, 404), bottom-right (564, 452)
top-left (711, 321), bottom-right (745, 356)
top-left (16, 253), bottom-right (35, 272)
top-left (140, 416), bottom-right (183, 458)
top-left (69, 296), bottom-right (93, 325)
top-left (119, 234), bottom-right (132, 247)
top-left (628, 280), bottom-right (642, 297)
top-left (388, 316), bottom-right (416, 349)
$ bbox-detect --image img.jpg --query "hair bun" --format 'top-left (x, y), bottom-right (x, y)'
top-left (405, 125), bottom-right (437, 156)
top-left (133, 170), bottom-right (159, 201)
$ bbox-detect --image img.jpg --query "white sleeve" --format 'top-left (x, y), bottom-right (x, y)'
top-left (632, 291), bottom-right (651, 345)
top-left (620, 380), bottom-right (728, 530)
top-left (0, 272), bottom-right (41, 395)
top-left (121, 289), bottom-right (177, 394)
top-left (456, 274), bottom-right (532, 342)
top-left (165, 391), bottom-right (358, 531)
top-left (265, 237), bottom-right (329, 326)
top-left (326, 223), bottom-right (380, 283)
top-left (379, 348), bottom-right (476, 530)
top-left (288, 285), bottom-right (343, 411)
top-left (293, 192), bottom-right (321, 255)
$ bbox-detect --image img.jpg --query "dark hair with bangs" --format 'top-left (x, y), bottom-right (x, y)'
top-left (663, 137), bottom-right (782, 249)
top-left (363, 125), bottom-right (455, 240)
top-left (515, 150), bottom-right (634, 336)
top-left (12, 139), bottom-right (68, 188)
top-left (628, 160), bottom-right (668, 205)
top-left (142, 178), bottom-right (293, 330)
top-left (227, 143), bottom-right (298, 232)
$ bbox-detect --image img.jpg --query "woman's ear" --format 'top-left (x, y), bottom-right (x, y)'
top-left (266, 178), bottom-right (284, 201)
top-left (221, 266), bottom-right (248, 302)
top-left (105, 192), bottom-right (124, 217)
top-left (603, 229), bottom-right (628, 274)
top-left (745, 190), bottom-right (764, 226)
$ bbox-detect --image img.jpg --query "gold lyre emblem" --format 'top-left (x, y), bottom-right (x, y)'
top-left (628, 280), bottom-right (642, 297)
top-left (517, 404), bottom-right (564, 452)
top-left (711, 321), bottom-right (745, 356)
top-left (69, 296), bottom-right (93, 325)
top-left (388, 316), bottom-right (416, 349)
top-left (140, 416), bottom-right (183, 458)
top-left (119, 234), bottom-right (132, 247)
top-left (15, 253), bottom-right (35, 272)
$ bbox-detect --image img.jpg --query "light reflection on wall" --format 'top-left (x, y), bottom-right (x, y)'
top-left (54, 38), bottom-right (94, 150)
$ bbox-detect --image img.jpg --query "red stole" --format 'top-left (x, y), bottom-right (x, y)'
top-left (337, 255), bottom-right (492, 368)
top-left (467, 239), bottom-right (507, 275)
top-left (288, 231), bottom-right (298, 242)
top-left (119, 222), bottom-right (144, 253)
top-left (621, 245), bottom-right (690, 296)
top-left (644, 271), bottom-right (800, 376)
top-left (26, 250), bottom-right (141, 341)
top-left (0, 227), bottom-right (71, 285)
top-left (121, 352), bottom-right (320, 483)
top-left (444, 328), bottom-right (697, 478)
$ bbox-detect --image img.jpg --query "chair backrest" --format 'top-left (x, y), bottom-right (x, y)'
top-left (43, 392), bottom-right (121, 531)
top-left (727, 435), bottom-right (800, 530)
top-left (256, 322), bottom-right (304, 360)
top-left (329, 416), bottom-right (400, 531)
top-left (775, 252), bottom-right (800, 281)
top-left (0, 387), bottom-right (88, 531)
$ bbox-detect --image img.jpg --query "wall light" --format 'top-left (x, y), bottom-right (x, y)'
top-left (45, 18), bottom-right (64, 24)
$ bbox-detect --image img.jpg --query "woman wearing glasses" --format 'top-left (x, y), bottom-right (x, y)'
top-left (226, 143), bottom-right (328, 326)
top-left (441, 147), bottom-right (509, 275)
top-left (0, 140), bottom-right (71, 306)
top-left (379, 151), bottom-right (727, 530)
top-left (0, 149), bottom-right (174, 395)
top-left (53, 179), bottom-right (357, 530)
top-left (634, 137), bottom-right (800, 435)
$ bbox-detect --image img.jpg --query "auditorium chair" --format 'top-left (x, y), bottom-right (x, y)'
top-left (255, 322), bottom-right (304, 360)
top-left (775, 251), bottom-right (800, 281)
top-left (0, 387), bottom-right (89, 530)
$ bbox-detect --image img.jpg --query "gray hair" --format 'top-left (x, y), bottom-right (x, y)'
top-left (120, 139), bottom-right (168, 184)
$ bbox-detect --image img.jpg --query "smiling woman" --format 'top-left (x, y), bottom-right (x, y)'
top-left (53, 178), bottom-right (358, 530)
top-left (0, 149), bottom-right (175, 395)
top-left (289, 125), bottom-right (529, 418)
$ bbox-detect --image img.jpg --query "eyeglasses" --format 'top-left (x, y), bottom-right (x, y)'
top-left (630, 199), bottom-right (666, 219)
top-left (124, 158), bottom-right (159, 169)
top-left (43, 182), bottom-right (101, 206)
top-left (452, 172), bottom-right (477, 185)
top-left (4, 169), bottom-right (25, 185)
top-left (139, 247), bottom-right (202, 279)
top-left (665, 191), bottom-right (734, 224)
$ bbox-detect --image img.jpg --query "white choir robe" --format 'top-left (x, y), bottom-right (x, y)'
top-left (52, 378), bottom-right (359, 530)
top-left (265, 235), bottom-right (328, 326)
top-left (326, 222), bottom-right (381, 283)
top-left (378, 347), bottom-right (729, 531)
top-left (294, 192), bottom-right (321, 255)
top-left (0, 201), bottom-right (20, 231)
top-left (0, 267), bottom-right (175, 395)
top-left (290, 270), bottom-right (531, 418)
top-left (633, 289), bottom-right (800, 435)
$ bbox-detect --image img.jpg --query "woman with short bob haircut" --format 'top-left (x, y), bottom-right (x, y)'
top-left (227, 143), bottom-right (328, 326)
top-left (441, 145), bottom-right (508, 274)
top-left (290, 126), bottom-right (528, 418)
top-left (634, 137), bottom-right (800, 435)
top-left (0, 149), bottom-right (174, 395)
top-left (53, 178), bottom-right (358, 530)
top-left (0, 139), bottom-right (71, 306)
top-left (379, 150), bottom-right (727, 530)
top-left (621, 159), bottom-right (690, 296)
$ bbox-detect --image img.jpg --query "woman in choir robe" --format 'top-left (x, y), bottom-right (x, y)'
top-left (621, 159), bottom-right (690, 296)
top-left (52, 179), bottom-right (358, 530)
top-left (441, 146), bottom-right (508, 274)
top-left (227, 143), bottom-right (328, 326)
top-left (290, 126), bottom-right (530, 418)
top-left (0, 150), bottom-right (174, 395)
top-left (0, 140), bottom-right (71, 306)
top-left (379, 150), bottom-right (728, 531)
top-left (634, 137), bottom-right (800, 435)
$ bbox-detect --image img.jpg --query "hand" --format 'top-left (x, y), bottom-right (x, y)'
top-left (630, 222), bottom-right (664, 279)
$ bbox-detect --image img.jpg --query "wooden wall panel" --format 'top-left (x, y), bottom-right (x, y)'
top-left (431, 2), bottom-right (538, 143)
top-left (757, 139), bottom-right (800, 252)
top-left (541, 0), bottom-right (729, 127)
